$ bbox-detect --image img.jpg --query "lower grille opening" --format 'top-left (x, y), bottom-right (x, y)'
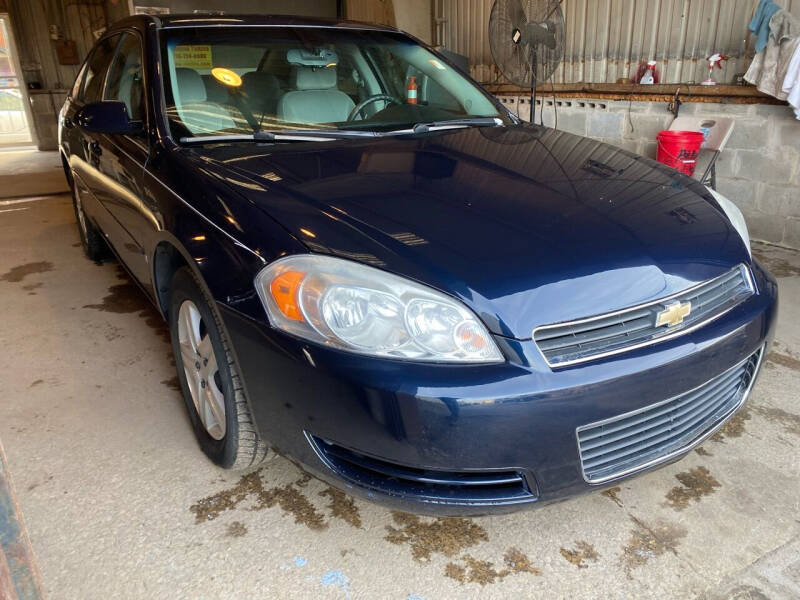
top-left (308, 436), bottom-right (537, 506)
top-left (577, 346), bottom-right (764, 483)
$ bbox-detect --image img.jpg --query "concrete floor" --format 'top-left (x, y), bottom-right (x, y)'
top-left (0, 193), bottom-right (798, 600)
top-left (0, 149), bottom-right (68, 199)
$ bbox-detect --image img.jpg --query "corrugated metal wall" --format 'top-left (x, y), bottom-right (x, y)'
top-left (437, 0), bottom-right (800, 84)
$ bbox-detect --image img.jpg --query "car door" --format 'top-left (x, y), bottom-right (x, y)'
top-left (95, 31), bottom-right (152, 285)
top-left (65, 34), bottom-right (134, 251)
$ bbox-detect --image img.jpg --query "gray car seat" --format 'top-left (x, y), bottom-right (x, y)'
top-left (201, 74), bottom-right (231, 105)
top-left (242, 71), bottom-right (282, 118)
top-left (117, 64), bottom-right (144, 121)
top-left (173, 68), bottom-right (236, 134)
top-left (277, 65), bottom-right (355, 124)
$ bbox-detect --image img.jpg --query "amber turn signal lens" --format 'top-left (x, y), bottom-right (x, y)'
top-left (269, 270), bottom-right (306, 321)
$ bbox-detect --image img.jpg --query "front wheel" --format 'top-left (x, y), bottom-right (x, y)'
top-left (168, 266), bottom-right (272, 469)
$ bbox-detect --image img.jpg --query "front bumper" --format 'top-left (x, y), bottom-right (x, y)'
top-left (221, 260), bottom-right (778, 515)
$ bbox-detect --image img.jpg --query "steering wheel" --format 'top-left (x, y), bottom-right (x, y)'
top-left (347, 94), bottom-right (402, 122)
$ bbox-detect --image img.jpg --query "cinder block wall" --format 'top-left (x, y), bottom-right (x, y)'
top-left (498, 96), bottom-right (800, 250)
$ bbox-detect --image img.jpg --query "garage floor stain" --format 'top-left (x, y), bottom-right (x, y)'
top-left (602, 486), bottom-right (624, 507)
top-left (758, 255), bottom-right (800, 278)
top-left (712, 408), bottom-right (751, 441)
top-left (83, 282), bottom-right (145, 314)
top-left (444, 548), bottom-right (541, 585)
top-left (190, 470), bottom-right (328, 531)
top-left (319, 486), bottom-right (362, 528)
top-left (0, 261), bottom-right (53, 283)
top-left (752, 405), bottom-right (800, 436)
top-left (384, 512), bottom-right (489, 561)
top-left (264, 484), bottom-right (328, 531)
top-left (720, 584), bottom-right (772, 600)
top-left (190, 470), bottom-right (262, 523)
top-left (621, 517), bottom-right (686, 574)
top-left (82, 268), bottom-right (171, 346)
top-left (753, 246), bottom-right (800, 278)
top-left (664, 466), bottom-right (721, 511)
top-left (160, 375), bottom-right (181, 391)
top-left (225, 521), bottom-right (247, 537)
top-left (767, 351), bottom-right (800, 372)
top-left (560, 541), bottom-right (600, 568)
top-left (444, 557), bottom-right (502, 585)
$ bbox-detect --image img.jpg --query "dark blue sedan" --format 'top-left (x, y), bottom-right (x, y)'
top-left (58, 14), bottom-right (777, 515)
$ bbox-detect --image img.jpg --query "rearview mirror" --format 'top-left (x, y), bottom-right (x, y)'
top-left (76, 101), bottom-right (140, 135)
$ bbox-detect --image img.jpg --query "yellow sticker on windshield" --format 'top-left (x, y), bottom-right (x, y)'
top-left (174, 45), bottom-right (213, 69)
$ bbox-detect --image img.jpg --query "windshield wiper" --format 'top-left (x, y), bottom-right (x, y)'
top-left (409, 117), bottom-right (503, 134)
top-left (181, 129), bottom-right (383, 144)
top-left (254, 129), bottom-right (383, 141)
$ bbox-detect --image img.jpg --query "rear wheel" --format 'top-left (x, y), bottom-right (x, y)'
top-left (168, 266), bottom-right (272, 469)
top-left (70, 176), bottom-right (106, 261)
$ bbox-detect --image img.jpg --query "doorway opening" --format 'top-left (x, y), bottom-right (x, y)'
top-left (0, 15), bottom-right (33, 147)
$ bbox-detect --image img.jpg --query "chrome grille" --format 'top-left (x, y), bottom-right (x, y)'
top-left (534, 264), bottom-right (754, 367)
top-left (577, 347), bottom-right (763, 483)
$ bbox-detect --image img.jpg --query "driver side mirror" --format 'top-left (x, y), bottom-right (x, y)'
top-left (76, 101), bottom-right (141, 135)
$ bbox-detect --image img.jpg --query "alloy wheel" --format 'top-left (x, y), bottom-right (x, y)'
top-left (177, 300), bottom-right (226, 440)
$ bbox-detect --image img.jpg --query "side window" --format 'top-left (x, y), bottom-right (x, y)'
top-left (336, 53), bottom-right (362, 102)
top-left (104, 33), bottom-right (145, 122)
top-left (70, 60), bottom-right (89, 99)
top-left (364, 47), bottom-right (405, 99)
top-left (80, 34), bottom-right (120, 103)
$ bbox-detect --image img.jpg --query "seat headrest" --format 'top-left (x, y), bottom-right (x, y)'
top-left (242, 71), bottom-right (281, 96)
top-left (291, 66), bottom-right (337, 91)
top-left (176, 68), bottom-right (206, 103)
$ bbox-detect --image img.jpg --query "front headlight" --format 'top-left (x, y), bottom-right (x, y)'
top-left (707, 187), bottom-right (751, 257)
top-left (255, 255), bottom-right (503, 363)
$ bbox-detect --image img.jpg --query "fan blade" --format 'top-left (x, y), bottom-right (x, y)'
top-left (508, 0), bottom-right (527, 36)
top-left (524, 21), bottom-right (557, 49)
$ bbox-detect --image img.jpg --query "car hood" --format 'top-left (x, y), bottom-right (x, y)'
top-left (192, 125), bottom-right (748, 339)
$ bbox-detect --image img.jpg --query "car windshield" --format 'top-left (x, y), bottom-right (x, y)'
top-left (160, 26), bottom-right (504, 140)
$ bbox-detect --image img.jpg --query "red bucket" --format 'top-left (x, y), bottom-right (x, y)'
top-left (656, 130), bottom-right (704, 176)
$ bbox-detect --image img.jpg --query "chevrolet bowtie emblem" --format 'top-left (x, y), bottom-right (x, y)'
top-left (656, 301), bottom-right (692, 328)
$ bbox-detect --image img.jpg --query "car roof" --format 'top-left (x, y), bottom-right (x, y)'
top-left (109, 13), bottom-right (399, 33)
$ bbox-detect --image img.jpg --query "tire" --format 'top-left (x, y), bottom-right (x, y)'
top-left (70, 175), bottom-right (107, 262)
top-left (168, 266), bottom-right (272, 470)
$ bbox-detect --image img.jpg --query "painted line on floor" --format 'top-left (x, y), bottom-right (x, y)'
top-left (0, 147), bottom-right (37, 155)
top-left (0, 440), bottom-right (43, 600)
top-left (0, 195), bottom-right (65, 206)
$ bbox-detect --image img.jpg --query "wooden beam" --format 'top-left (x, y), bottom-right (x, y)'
top-left (344, 0), bottom-right (396, 27)
top-left (483, 82), bottom-right (787, 105)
